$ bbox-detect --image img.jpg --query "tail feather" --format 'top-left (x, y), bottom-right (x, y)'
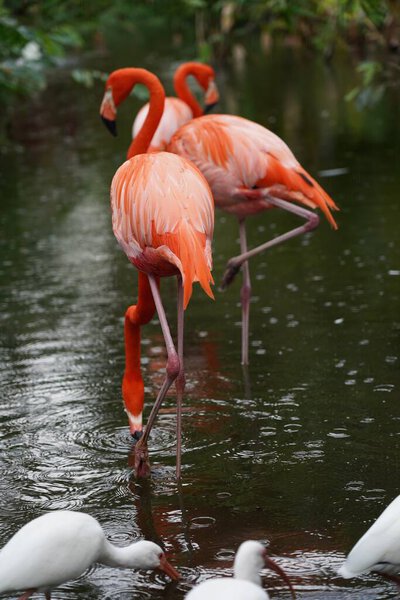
top-left (259, 153), bottom-right (339, 229)
top-left (151, 221), bottom-right (214, 309)
top-left (178, 222), bottom-right (214, 309)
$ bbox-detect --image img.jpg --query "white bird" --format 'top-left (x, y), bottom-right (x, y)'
top-left (338, 494), bottom-right (400, 586)
top-left (185, 540), bottom-right (296, 599)
top-left (0, 510), bottom-right (180, 600)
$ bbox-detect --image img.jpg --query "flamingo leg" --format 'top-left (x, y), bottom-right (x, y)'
top-left (18, 591), bottom-right (36, 600)
top-left (134, 275), bottom-right (180, 478)
top-left (238, 218), bottom-right (251, 365)
top-left (221, 197), bottom-right (320, 289)
top-left (175, 276), bottom-right (185, 479)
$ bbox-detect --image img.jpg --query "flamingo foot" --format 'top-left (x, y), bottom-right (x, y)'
top-left (220, 259), bottom-right (241, 290)
top-left (134, 439), bottom-right (151, 478)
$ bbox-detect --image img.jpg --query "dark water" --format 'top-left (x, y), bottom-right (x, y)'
top-left (0, 27), bottom-right (399, 599)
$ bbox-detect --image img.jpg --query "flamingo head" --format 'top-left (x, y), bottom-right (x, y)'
top-left (193, 64), bottom-right (219, 113)
top-left (100, 69), bottom-right (138, 136)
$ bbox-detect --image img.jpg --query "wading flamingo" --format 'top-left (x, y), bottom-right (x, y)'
top-left (338, 494), bottom-right (400, 588)
top-left (168, 114), bottom-right (339, 365)
top-left (100, 66), bottom-right (217, 439)
top-left (102, 62), bottom-right (219, 153)
top-left (0, 510), bottom-right (179, 600)
top-left (185, 540), bottom-right (296, 599)
top-left (101, 69), bottom-right (214, 478)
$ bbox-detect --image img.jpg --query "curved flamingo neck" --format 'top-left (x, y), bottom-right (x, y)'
top-left (124, 272), bottom-right (157, 376)
top-left (126, 69), bottom-right (165, 158)
top-left (123, 273), bottom-right (158, 431)
top-left (173, 62), bottom-right (204, 118)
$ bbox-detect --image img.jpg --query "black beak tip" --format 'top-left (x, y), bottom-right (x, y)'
top-left (101, 115), bottom-right (117, 137)
top-left (204, 102), bottom-right (218, 115)
top-left (131, 430), bottom-right (143, 442)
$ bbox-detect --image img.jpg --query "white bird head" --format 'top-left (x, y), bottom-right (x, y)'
top-left (234, 540), bottom-right (296, 598)
top-left (125, 540), bottom-right (180, 580)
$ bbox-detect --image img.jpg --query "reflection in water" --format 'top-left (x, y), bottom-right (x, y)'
top-left (0, 29), bottom-right (399, 599)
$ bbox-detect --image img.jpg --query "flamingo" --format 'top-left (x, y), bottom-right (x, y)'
top-left (168, 114), bottom-right (339, 364)
top-left (0, 510), bottom-right (179, 600)
top-left (185, 540), bottom-right (296, 599)
top-left (338, 494), bottom-right (400, 588)
top-left (102, 62), bottom-right (219, 154)
top-left (101, 69), bottom-right (214, 478)
top-left (100, 66), bottom-right (217, 440)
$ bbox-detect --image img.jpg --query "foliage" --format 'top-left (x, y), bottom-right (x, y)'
top-left (0, 0), bottom-right (399, 108)
top-left (0, 0), bottom-right (83, 103)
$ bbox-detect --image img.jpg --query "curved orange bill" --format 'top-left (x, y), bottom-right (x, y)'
top-left (265, 555), bottom-right (296, 599)
top-left (159, 554), bottom-right (180, 580)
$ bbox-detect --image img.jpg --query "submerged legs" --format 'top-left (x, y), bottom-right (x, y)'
top-left (220, 198), bottom-right (320, 363)
top-left (134, 275), bottom-right (183, 478)
top-left (238, 218), bottom-right (251, 366)
top-left (175, 276), bottom-right (185, 479)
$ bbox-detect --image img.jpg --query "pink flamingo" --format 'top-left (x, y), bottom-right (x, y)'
top-left (100, 69), bottom-right (214, 478)
top-left (168, 114), bottom-right (339, 364)
top-left (100, 65), bottom-right (217, 440)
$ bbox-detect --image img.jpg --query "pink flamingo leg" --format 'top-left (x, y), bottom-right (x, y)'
top-left (221, 196), bottom-right (320, 289)
top-left (238, 218), bottom-right (251, 366)
top-left (134, 275), bottom-right (181, 478)
top-left (175, 276), bottom-right (185, 479)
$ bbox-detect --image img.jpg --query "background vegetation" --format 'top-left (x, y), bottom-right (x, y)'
top-left (0, 0), bottom-right (399, 108)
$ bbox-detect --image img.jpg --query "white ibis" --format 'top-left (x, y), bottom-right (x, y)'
top-left (185, 540), bottom-right (296, 599)
top-left (338, 494), bottom-right (400, 586)
top-left (0, 510), bottom-right (180, 599)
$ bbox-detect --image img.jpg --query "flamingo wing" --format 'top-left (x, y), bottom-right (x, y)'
top-left (132, 97), bottom-right (193, 152)
top-left (169, 114), bottom-right (338, 228)
top-left (111, 152), bottom-right (214, 308)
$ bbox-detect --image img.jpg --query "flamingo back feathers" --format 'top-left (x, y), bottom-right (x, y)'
top-left (169, 114), bottom-right (338, 227)
top-left (111, 152), bottom-right (214, 308)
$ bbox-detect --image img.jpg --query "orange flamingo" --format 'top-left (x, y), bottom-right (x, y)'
top-left (100, 69), bottom-right (214, 478)
top-left (102, 62), bottom-right (219, 153)
top-left (168, 114), bottom-right (339, 364)
top-left (100, 65), bottom-right (216, 441)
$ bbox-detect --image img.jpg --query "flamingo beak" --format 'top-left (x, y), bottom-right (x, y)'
top-left (158, 554), bottom-right (180, 580)
top-left (264, 555), bottom-right (296, 599)
top-left (204, 80), bottom-right (219, 114)
top-left (101, 116), bottom-right (117, 137)
top-left (100, 88), bottom-right (117, 136)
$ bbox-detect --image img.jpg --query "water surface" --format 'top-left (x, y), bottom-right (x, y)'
top-left (0, 28), bottom-right (399, 599)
